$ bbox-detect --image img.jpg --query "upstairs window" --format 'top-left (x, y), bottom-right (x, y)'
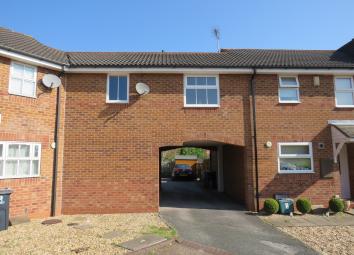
top-left (106, 75), bottom-right (129, 103)
top-left (0, 142), bottom-right (41, 179)
top-left (278, 142), bottom-right (314, 174)
top-left (184, 75), bottom-right (219, 107)
top-left (9, 62), bottom-right (37, 98)
top-left (335, 77), bottom-right (354, 107)
top-left (279, 76), bottom-right (300, 103)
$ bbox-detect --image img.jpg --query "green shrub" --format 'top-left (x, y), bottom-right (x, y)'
top-left (329, 197), bottom-right (344, 213)
top-left (296, 198), bottom-right (312, 214)
top-left (264, 199), bottom-right (279, 214)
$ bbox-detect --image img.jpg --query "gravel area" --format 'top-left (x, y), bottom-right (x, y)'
top-left (279, 226), bottom-right (354, 255)
top-left (0, 213), bottom-right (168, 255)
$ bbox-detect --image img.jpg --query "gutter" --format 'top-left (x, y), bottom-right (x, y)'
top-left (50, 68), bottom-right (64, 217)
top-left (250, 68), bottom-right (260, 212)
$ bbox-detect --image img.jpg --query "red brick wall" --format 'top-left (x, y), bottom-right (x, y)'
top-left (2, 55), bottom-right (352, 216)
top-left (254, 74), bottom-right (354, 207)
top-left (0, 56), bottom-right (64, 218)
top-left (62, 73), bottom-right (254, 213)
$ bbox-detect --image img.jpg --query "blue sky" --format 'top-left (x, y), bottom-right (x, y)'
top-left (1, 0), bottom-right (353, 52)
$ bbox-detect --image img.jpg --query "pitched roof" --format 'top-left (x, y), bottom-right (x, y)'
top-left (66, 49), bottom-right (354, 69)
top-left (0, 27), bottom-right (68, 65)
top-left (334, 125), bottom-right (354, 138)
top-left (1, 27), bottom-right (354, 69)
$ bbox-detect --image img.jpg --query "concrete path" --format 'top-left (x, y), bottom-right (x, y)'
top-left (159, 179), bottom-right (318, 255)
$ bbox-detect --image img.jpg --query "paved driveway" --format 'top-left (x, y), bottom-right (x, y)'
top-left (159, 179), bottom-right (318, 255)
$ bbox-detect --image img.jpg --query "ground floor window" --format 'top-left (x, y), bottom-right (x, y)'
top-left (0, 142), bottom-right (41, 179)
top-left (278, 142), bottom-right (314, 173)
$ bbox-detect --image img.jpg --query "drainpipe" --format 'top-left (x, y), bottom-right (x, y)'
top-left (250, 68), bottom-right (260, 212)
top-left (50, 68), bottom-right (64, 217)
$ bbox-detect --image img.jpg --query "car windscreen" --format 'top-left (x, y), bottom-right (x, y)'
top-left (175, 164), bottom-right (190, 169)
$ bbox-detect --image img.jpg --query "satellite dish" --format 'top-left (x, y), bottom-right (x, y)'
top-left (136, 82), bottom-right (150, 95)
top-left (42, 74), bottom-right (62, 89)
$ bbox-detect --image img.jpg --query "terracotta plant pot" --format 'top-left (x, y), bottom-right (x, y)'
top-left (344, 200), bottom-right (351, 212)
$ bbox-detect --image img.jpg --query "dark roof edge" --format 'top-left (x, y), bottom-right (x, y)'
top-left (0, 45), bottom-right (68, 66)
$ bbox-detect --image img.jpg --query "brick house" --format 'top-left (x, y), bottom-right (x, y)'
top-left (0, 27), bottom-right (354, 218)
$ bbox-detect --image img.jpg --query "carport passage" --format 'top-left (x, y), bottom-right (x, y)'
top-left (159, 142), bottom-right (247, 206)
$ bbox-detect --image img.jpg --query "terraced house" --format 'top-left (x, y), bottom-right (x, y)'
top-left (0, 27), bottom-right (354, 219)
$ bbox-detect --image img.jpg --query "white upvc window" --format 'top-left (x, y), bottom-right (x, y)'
top-left (106, 75), bottom-right (129, 103)
top-left (335, 77), bottom-right (354, 107)
top-left (9, 61), bottom-right (37, 98)
top-left (184, 75), bottom-right (220, 107)
top-left (278, 142), bottom-right (314, 174)
top-left (0, 142), bottom-right (41, 179)
top-left (278, 76), bottom-right (300, 103)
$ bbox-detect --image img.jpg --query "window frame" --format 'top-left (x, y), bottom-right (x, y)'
top-left (0, 142), bottom-right (41, 179)
top-left (8, 61), bottom-right (37, 98)
top-left (334, 76), bottom-right (354, 108)
top-left (106, 74), bottom-right (130, 103)
top-left (278, 142), bottom-right (314, 174)
top-left (183, 75), bottom-right (220, 108)
top-left (278, 76), bottom-right (300, 104)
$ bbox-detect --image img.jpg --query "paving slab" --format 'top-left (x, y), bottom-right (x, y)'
top-left (118, 234), bottom-right (166, 251)
top-left (131, 239), bottom-right (232, 255)
top-left (101, 230), bottom-right (124, 239)
top-left (41, 219), bottom-right (62, 225)
top-left (9, 215), bottom-right (30, 226)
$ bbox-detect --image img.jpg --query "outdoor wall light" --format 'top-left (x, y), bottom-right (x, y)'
top-left (265, 141), bottom-right (272, 148)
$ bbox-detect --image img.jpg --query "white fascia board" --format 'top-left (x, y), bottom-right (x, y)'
top-left (64, 67), bottom-right (254, 74)
top-left (328, 120), bottom-right (354, 125)
top-left (256, 68), bottom-right (354, 75)
top-left (0, 48), bottom-right (63, 71)
top-left (65, 67), bottom-right (354, 75)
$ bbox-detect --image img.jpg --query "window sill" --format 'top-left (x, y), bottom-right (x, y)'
top-left (335, 105), bottom-right (354, 109)
top-left (0, 175), bottom-right (41, 180)
top-left (106, 101), bottom-right (129, 104)
top-left (184, 104), bottom-right (220, 108)
top-left (8, 92), bottom-right (37, 99)
top-left (278, 170), bottom-right (314, 174)
top-left (278, 101), bottom-right (301, 104)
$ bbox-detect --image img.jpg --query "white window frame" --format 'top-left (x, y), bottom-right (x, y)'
top-left (278, 76), bottom-right (300, 103)
top-left (0, 142), bottom-right (41, 179)
top-left (278, 142), bottom-right (314, 174)
top-left (184, 75), bottom-right (220, 107)
top-left (106, 74), bottom-right (130, 103)
top-left (8, 61), bottom-right (37, 98)
top-left (334, 76), bottom-right (354, 108)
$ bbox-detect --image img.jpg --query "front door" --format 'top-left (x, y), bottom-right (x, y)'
top-left (339, 144), bottom-right (351, 199)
